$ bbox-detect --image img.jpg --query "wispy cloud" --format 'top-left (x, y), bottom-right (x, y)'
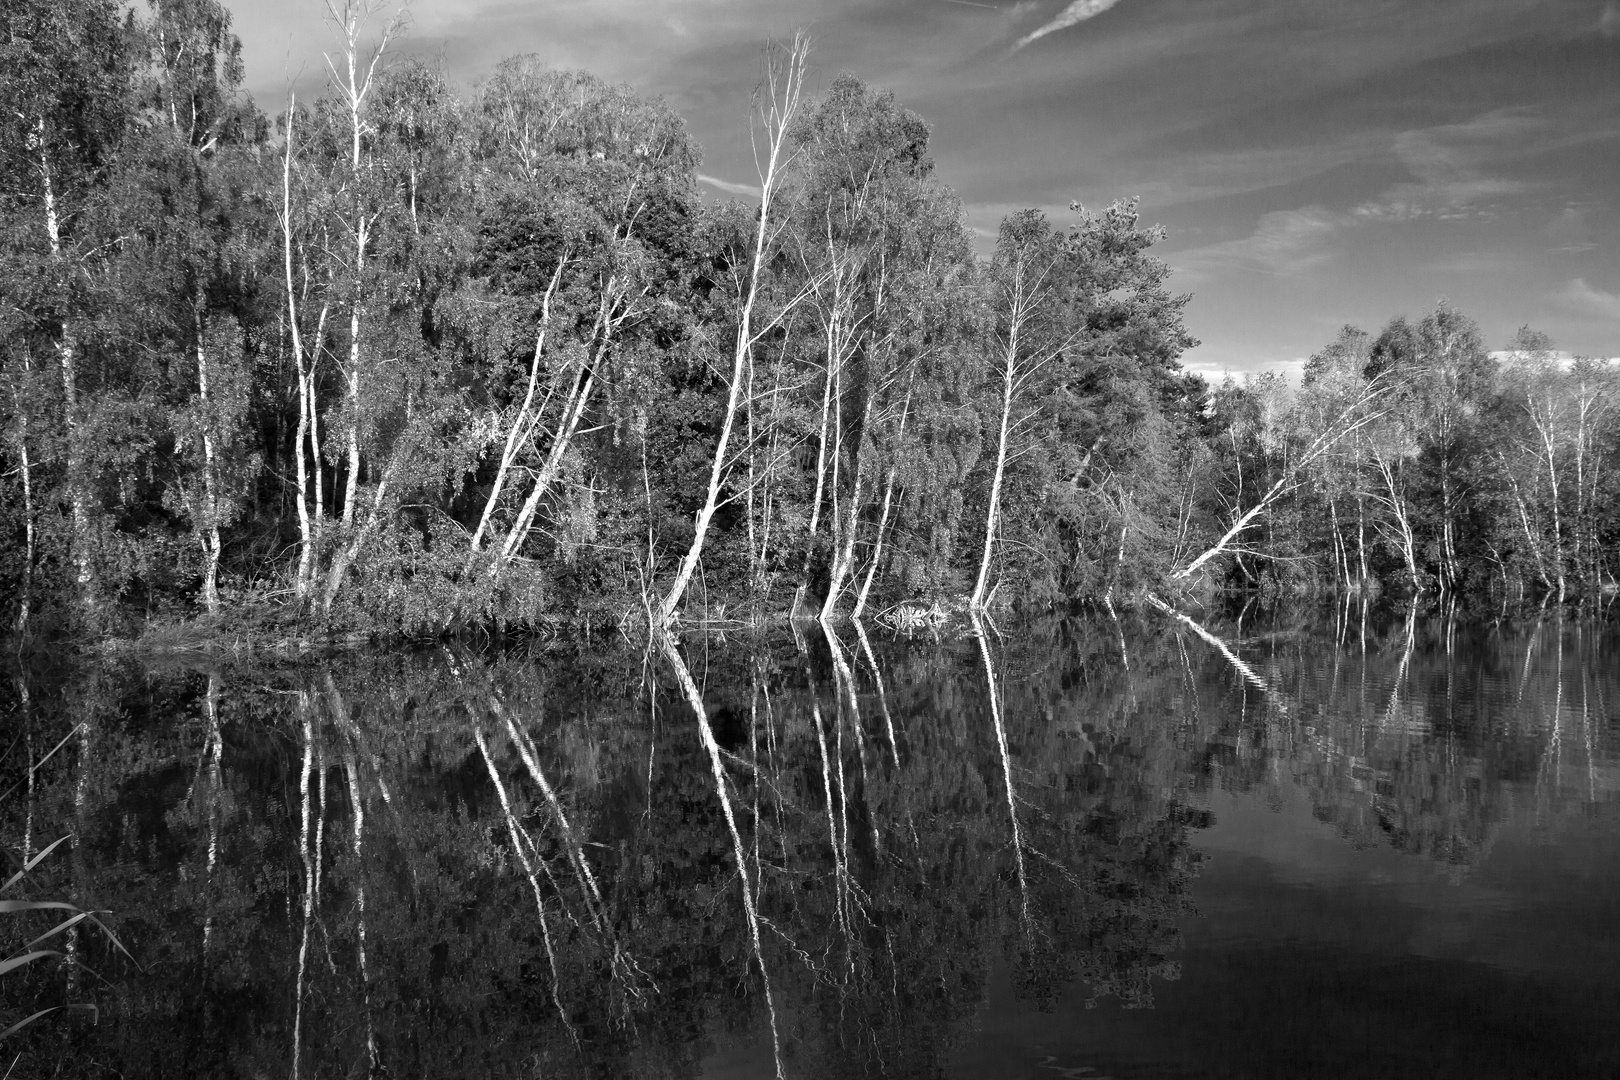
top-left (1349, 109), bottom-right (1539, 222)
top-left (697, 173), bottom-right (762, 199)
top-left (1011, 0), bottom-right (1125, 51)
top-left (1176, 207), bottom-right (1342, 281)
top-left (1555, 278), bottom-right (1620, 321)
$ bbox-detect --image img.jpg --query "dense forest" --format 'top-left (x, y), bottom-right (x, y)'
top-left (3, 0), bottom-right (1618, 641)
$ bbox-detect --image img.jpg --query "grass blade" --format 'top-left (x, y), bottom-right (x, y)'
top-left (0, 952), bottom-right (60, 978)
top-left (0, 902), bottom-right (79, 916)
top-left (0, 1008), bottom-right (61, 1041)
top-left (0, 1004), bottom-right (96, 1041)
top-left (18, 913), bottom-right (97, 954)
top-left (0, 726), bottom-right (82, 804)
top-left (0, 837), bottom-right (72, 896)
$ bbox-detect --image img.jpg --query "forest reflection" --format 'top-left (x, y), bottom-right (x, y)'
top-left (2, 609), bottom-right (1615, 1077)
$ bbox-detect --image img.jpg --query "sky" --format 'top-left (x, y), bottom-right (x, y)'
top-left (223, 0), bottom-right (1620, 382)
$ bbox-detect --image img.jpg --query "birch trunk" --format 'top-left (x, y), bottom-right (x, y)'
top-left (282, 95), bottom-right (316, 600)
top-left (467, 256), bottom-right (567, 559)
top-left (1356, 492), bottom-right (1369, 588)
top-left (852, 465), bottom-right (896, 621)
top-left (795, 321), bottom-right (839, 614)
top-left (494, 361), bottom-right (594, 569)
top-left (329, 1), bottom-right (398, 530)
top-left (1174, 387), bottom-right (1383, 582)
top-left (1536, 414), bottom-right (1567, 602)
top-left (38, 117), bottom-right (95, 612)
top-left (820, 395), bottom-right (873, 621)
top-left (309, 299), bottom-right (330, 529)
top-left (194, 321), bottom-right (222, 613)
top-left (11, 354), bottom-right (37, 635)
top-left (658, 38), bottom-right (808, 626)
top-left (1374, 450), bottom-right (1420, 592)
top-left (969, 354), bottom-right (1016, 611)
top-left (1498, 450), bottom-right (1553, 593)
top-left (494, 270), bottom-right (650, 574)
top-left (970, 250), bottom-right (1075, 611)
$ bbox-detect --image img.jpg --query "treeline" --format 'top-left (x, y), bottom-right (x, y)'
top-left (1, 1), bottom-right (1615, 640)
top-left (1203, 313), bottom-right (1620, 601)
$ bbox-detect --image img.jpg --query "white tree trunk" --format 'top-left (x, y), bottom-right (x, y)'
top-left (282, 96), bottom-right (317, 601)
top-left (39, 117), bottom-right (95, 611)
top-left (195, 324), bottom-right (222, 613)
top-left (1173, 387), bottom-right (1383, 582)
top-left (821, 394), bottom-right (873, 621)
top-left (468, 256), bottom-right (568, 559)
top-left (970, 359), bottom-right (1016, 611)
top-left (659, 38), bottom-right (809, 626)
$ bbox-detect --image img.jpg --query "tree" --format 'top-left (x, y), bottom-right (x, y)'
top-left (463, 59), bottom-right (698, 582)
top-left (0, 0), bottom-right (137, 621)
top-left (974, 199), bottom-right (1197, 609)
top-left (1300, 326), bottom-right (1376, 590)
top-left (969, 210), bottom-right (1073, 610)
top-left (657, 36), bottom-right (811, 626)
top-left (780, 73), bottom-right (952, 620)
top-left (1175, 372), bottom-right (1383, 587)
top-left (137, 0), bottom-right (265, 612)
top-left (1368, 304), bottom-right (1495, 593)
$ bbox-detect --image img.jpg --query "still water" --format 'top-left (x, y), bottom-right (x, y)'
top-left (3, 609), bottom-right (1618, 1078)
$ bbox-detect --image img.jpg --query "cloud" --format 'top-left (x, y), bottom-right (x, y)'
top-left (1602, 1), bottom-right (1620, 38)
top-left (1184, 357), bottom-right (1309, 386)
top-left (1176, 207), bottom-right (1343, 281)
top-left (1555, 278), bottom-right (1620, 321)
top-left (697, 173), bottom-right (762, 198)
top-left (1346, 109), bottom-right (1540, 221)
top-left (1011, 0), bottom-right (1125, 51)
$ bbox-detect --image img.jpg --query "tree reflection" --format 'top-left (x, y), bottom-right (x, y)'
top-left (1, 613), bottom-right (1614, 1075)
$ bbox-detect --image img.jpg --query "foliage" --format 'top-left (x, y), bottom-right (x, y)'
top-left (2, 9), bottom-right (1614, 644)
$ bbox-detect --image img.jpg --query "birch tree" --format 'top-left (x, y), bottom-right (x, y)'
top-left (463, 61), bottom-right (698, 580)
top-left (969, 210), bottom-right (1075, 611)
top-left (144, 0), bottom-right (259, 613)
top-left (0, 0), bottom-right (135, 619)
top-left (317, 0), bottom-right (405, 611)
top-left (1173, 377), bottom-right (1384, 583)
top-left (657, 36), bottom-right (811, 625)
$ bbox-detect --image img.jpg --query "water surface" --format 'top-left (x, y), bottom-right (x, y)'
top-left (3, 610), bottom-right (1617, 1078)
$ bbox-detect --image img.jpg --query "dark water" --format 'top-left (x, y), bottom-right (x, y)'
top-left (3, 610), bottom-right (1618, 1078)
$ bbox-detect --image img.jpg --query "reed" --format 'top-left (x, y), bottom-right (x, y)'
top-left (1, 835), bottom-right (134, 1040)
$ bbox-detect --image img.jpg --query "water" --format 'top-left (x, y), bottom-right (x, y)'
top-left (3, 610), bottom-right (1618, 1078)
